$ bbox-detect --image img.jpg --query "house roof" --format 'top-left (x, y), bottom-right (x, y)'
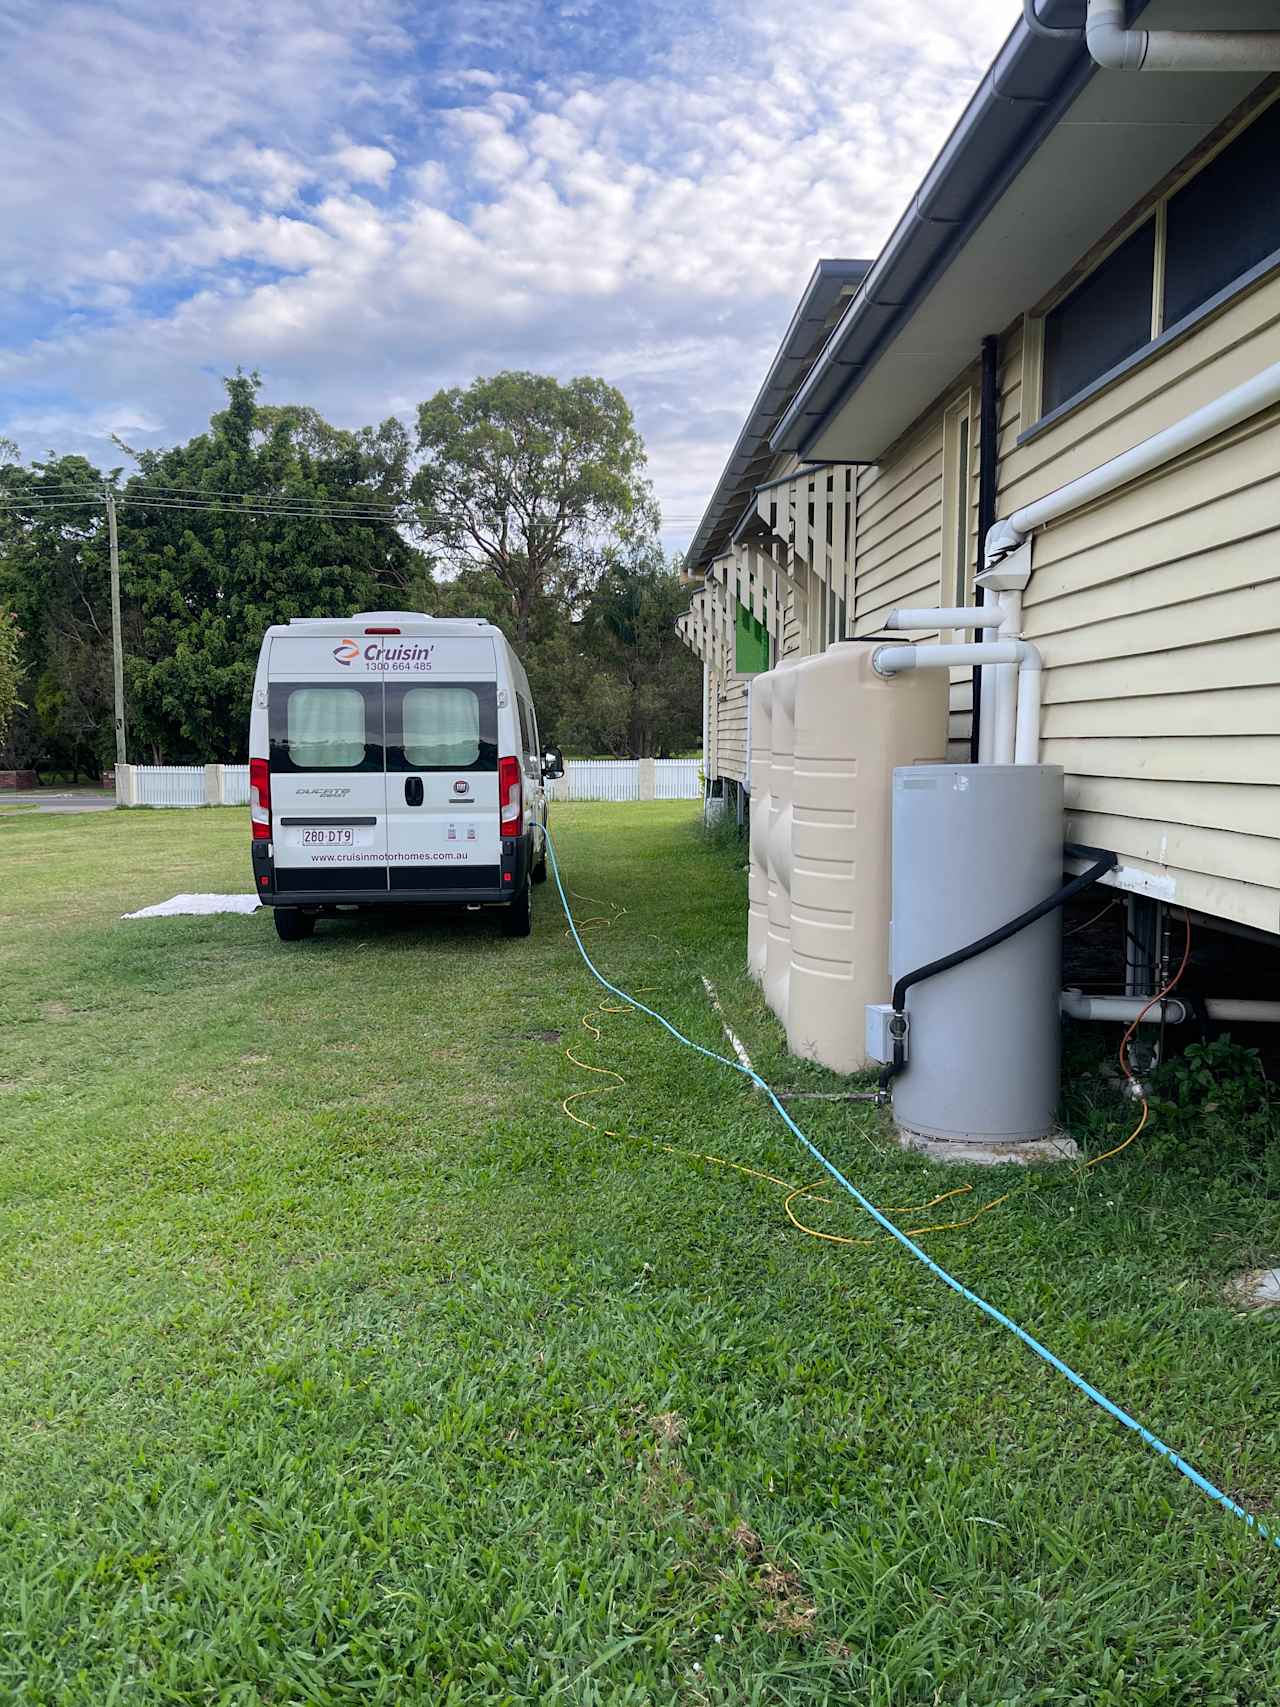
top-left (773, 0), bottom-right (1276, 463)
top-left (680, 258), bottom-right (870, 577)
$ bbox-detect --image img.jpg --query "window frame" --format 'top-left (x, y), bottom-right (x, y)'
top-left (1024, 84), bottom-right (1280, 440)
top-left (941, 390), bottom-right (974, 636)
top-left (269, 682), bottom-right (383, 775)
top-left (384, 680), bottom-right (498, 774)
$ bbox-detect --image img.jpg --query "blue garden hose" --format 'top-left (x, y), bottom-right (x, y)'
top-left (545, 829), bottom-right (1276, 1551)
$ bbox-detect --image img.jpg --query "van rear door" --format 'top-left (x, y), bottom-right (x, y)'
top-left (267, 633), bottom-right (388, 895)
top-left (383, 636), bottom-right (501, 892)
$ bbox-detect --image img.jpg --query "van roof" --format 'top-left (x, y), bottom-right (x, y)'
top-left (269, 612), bottom-right (504, 640)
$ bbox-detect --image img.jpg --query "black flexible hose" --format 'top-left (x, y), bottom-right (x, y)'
top-left (877, 846), bottom-right (1119, 1097)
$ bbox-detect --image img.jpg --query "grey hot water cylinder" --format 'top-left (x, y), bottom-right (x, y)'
top-left (890, 763), bottom-right (1064, 1144)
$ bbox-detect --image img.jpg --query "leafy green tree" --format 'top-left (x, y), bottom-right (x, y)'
top-left (0, 607), bottom-right (24, 754)
top-left (576, 548), bottom-right (702, 756)
top-left (115, 374), bottom-right (424, 760)
top-left (411, 372), bottom-right (657, 647)
top-left (0, 451), bottom-right (112, 776)
top-left (0, 372), bottom-right (701, 771)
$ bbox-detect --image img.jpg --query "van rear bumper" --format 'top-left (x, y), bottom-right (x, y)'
top-left (252, 835), bottom-right (529, 907)
top-left (262, 889), bottom-right (513, 908)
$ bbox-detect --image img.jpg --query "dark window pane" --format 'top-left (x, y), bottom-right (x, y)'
top-left (1042, 219), bottom-right (1155, 414)
top-left (287, 687), bottom-right (366, 769)
top-left (384, 681), bottom-right (497, 772)
top-left (1165, 100), bottom-right (1280, 329)
top-left (402, 686), bottom-right (480, 768)
top-left (268, 682), bottom-right (383, 775)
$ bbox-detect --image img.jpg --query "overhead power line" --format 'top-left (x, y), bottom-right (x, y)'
top-left (0, 489), bottom-right (709, 524)
top-left (0, 495), bottom-right (414, 522)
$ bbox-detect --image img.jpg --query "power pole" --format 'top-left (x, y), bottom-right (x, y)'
top-left (105, 489), bottom-right (127, 797)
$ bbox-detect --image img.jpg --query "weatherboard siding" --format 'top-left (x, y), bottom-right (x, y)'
top-left (718, 676), bottom-right (750, 785)
top-left (1000, 272), bottom-right (1280, 933)
top-left (852, 377), bottom-right (981, 761)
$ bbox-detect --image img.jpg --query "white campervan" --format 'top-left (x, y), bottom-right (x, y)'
top-left (247, 612), bottom-right (564, 942)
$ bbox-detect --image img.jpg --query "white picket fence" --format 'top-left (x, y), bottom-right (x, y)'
top-left (546, 758), bottom-right (700, 802)
top-left (654, 759), bottom-right (701, 800)
top-left (121, 758), bottom-right (700, 807)
top-left (124, 764), bottom-right (250, 807)
top-left (131, 766), bottom-right (206, 807)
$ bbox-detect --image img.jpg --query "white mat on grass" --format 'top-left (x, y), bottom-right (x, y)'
top-left (124, 893), bottom-right (263, 919)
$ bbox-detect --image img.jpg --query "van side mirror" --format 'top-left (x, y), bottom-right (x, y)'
top-left (542, 748), bottom-right (565, 781)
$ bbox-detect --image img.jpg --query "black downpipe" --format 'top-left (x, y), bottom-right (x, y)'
top-left (970, 333), bottom-right (1001, 766)
top-left (877, 844), bottom-right (1118, 1098)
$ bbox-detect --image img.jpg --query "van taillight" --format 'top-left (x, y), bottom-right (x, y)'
top-left (498, 756), bottom-right (522, 836)
top-left (364, 626), bottom-right (400, 635)
top-left (250, 758), bottom-right (271, 840)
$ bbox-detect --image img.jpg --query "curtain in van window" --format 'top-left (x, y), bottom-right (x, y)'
top-left (402, 687), bottom-right (480, 768)
top-left (287, 688), bottom-right (366, 768)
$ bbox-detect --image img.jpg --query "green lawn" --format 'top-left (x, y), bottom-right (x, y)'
top-left (2, 802), bottom-right (1280, 1704)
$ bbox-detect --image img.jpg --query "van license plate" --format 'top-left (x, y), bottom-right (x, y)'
top-left (292, 827), bottom-right (373, 849)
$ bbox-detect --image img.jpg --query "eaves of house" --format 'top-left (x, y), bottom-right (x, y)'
top-left (683, 0), bottom-right (1278, 574)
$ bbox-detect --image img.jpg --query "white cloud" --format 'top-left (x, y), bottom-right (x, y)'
top-left (332, 143), bottom-right (399, 188)
top-left (0, 0), bottom-right (1022, 544)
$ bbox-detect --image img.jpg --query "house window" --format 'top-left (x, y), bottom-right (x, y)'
top-left (1164, 95), bottom-right (1280, 329)
top-left (1041, 219), bottom-right (1157, 416)
top-left (941, 394), bottom-right (973, 609)
top-left (1032, 93), bottom-right (1280, 425)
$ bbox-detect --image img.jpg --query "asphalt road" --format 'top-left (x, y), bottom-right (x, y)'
top-left (0, 789), bottom-right (116, 815)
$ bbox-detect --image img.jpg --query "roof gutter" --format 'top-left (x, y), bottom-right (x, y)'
top-left (771, 3), bottom-right (1107, 459)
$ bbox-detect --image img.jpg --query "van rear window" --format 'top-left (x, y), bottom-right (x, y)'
top-left (402, 687), bottom-right (480, 768)
top-left (385, 681), bottom-right (497, 772)
top-left (269, 683), bottom-right (383, 774)
top-left (286, 688), bottom-right (366, 768)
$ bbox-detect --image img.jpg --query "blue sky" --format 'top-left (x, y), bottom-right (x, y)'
top-left (0, 0), bottom-right (1018, 547)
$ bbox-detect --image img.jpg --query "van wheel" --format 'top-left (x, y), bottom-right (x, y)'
top-left (501, 881), bottom-right (533, 938)
top-left (273, 908), bottom-right (315, 942)
top-left (532, 847), bottom-right (548, 884)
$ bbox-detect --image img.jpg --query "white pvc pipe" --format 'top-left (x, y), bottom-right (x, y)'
top-left (991, 589), bottom-right (1022, 766)
top-left (1062, 990), bottom-right (1189, 1025)
top-left (884, 607), bottom-right (993, 630)
top-left (1062, 990), bottom-right (1280, 1026)
top-left (873, 640), bottom-right (1029, 672)
top-left (978, 585), bottom-right (998, 765)
top-left (1086, 0), bottom-right (1280, 71)
top-left (1014, 653), bottom-right (1043, 767)
top-left (1203, 998), bottom-right (1280, 1025)
top-left (987, 359), bottom-right (1280, 564)
top-left (873, 638), bottom-right (1044, 765)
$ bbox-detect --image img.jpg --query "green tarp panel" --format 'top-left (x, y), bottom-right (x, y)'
top-left (735, 603), bottom-right (769, 674)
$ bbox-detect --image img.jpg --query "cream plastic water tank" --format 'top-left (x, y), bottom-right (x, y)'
top-left (747, 673), bottom-right (773, 984)
top-left (764, 661), bottom-right (798, 1022)
top-left (787, 643), bottom-right (948, 1073)
top-left (890, 763), bottom-right (1064, 1144)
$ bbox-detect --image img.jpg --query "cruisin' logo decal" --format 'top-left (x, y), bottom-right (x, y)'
top-left (332, 639), bottom-right (435, 672)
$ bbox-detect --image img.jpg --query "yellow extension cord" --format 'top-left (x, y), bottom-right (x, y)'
top-left (560, 889), bottom-right (1010, 1249)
